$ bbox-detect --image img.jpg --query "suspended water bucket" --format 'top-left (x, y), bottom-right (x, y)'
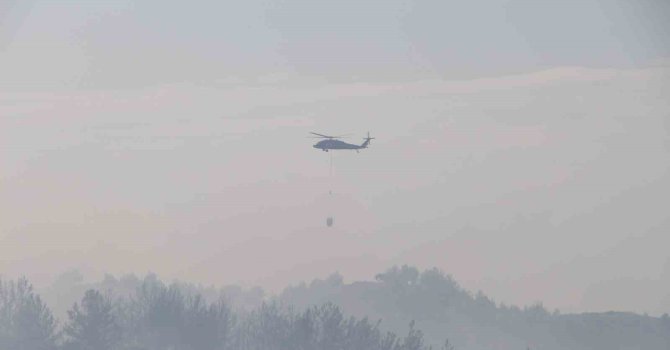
top-left (326, 217), bottom-right (334, 227)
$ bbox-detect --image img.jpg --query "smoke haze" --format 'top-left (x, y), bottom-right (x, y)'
top-left (1, 0), bottom-right (669, 318)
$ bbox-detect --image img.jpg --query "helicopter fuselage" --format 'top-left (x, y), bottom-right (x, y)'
top-left (314, 139), bottom-right (365, 151)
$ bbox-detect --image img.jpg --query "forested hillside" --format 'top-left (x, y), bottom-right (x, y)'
top-left (5, 266), bottom-right (669, 349)
top-left (280, 266), bottom-right (670, 350)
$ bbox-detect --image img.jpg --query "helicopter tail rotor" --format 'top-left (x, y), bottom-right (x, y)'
top-left (361, 132), bottom-right (375, 148)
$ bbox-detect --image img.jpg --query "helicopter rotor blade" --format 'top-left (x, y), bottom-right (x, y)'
top-left (308, 136), bottom-right (353, 140)
top-left (309, 132), bottom-right (352, 139)
top-left (310, 132), bottom-right (335, 138)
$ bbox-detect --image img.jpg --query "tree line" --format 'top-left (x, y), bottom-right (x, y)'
top-left (280, 266), bottom-right (670, 350)
top-left (0, 275), bottom-right (453, 350)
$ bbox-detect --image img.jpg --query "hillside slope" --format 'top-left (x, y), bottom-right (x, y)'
top-left (279, 266), bottom-right (670, 350)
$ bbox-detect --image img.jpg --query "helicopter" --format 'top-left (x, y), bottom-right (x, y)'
top-left (311, 132), bottom-right (375, 152)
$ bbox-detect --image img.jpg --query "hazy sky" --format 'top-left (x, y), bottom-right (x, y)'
top-left (1, 0), bottom-right (669, 315)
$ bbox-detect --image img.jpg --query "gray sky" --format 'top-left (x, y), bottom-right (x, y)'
top-left (1, 0), bottom-right (669, 315)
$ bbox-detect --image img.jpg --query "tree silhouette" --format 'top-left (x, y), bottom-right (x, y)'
top-left (63, 289), bottom-right (120, 350)
top-left (395, 320), bottom-right (425, 350)
top-left (0, 278), bottom-right (58, 350)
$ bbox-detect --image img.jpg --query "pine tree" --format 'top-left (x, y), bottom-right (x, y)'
top-left (0, 278), bottom-right (59, 350)
top-left (64, 289), bottom-right (120, 350)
